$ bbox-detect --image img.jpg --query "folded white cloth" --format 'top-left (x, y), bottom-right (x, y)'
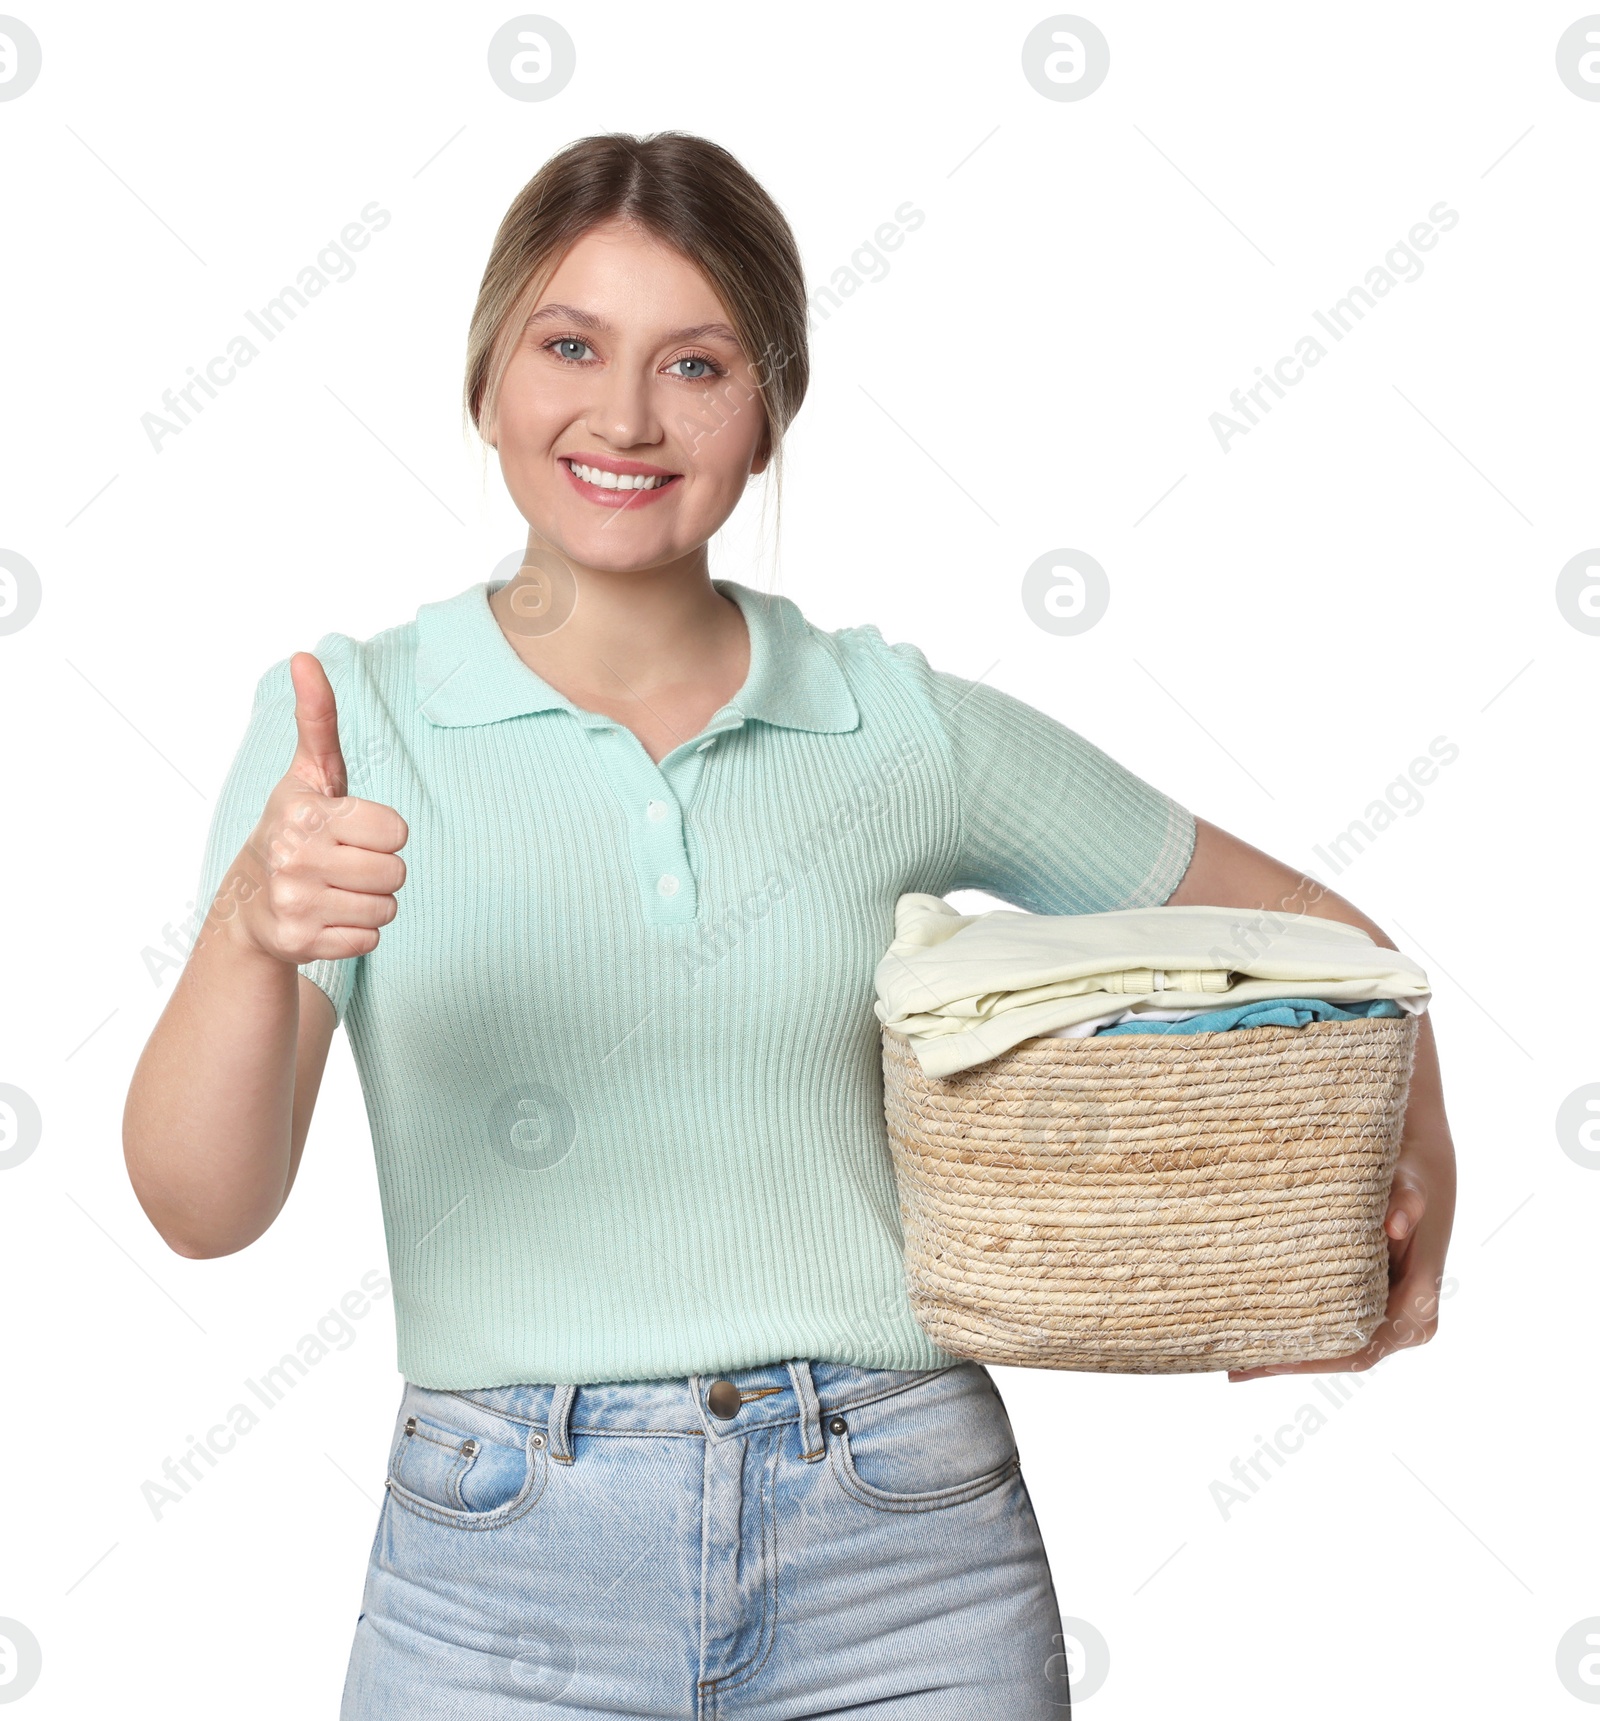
top-left (1038, 1004), bottom-right (1217, 1038)
top-left (873, 893), bottom-right (1432, 1077)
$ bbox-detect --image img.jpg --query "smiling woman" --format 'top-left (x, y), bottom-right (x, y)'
top-left (126, 128), bottom-right (1455, 1720)
top-left (465, 132), bottom-right (806, 556)
top-left (486, 226), bottom-right (766, 557)
top-left (449, 135), bottom-right (814, 763)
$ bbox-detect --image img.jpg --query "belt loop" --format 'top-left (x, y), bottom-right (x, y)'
top-left (786, 1358), bottom-right (825, 1462)
top-left (547, 1383), bottom-right (578, 1465)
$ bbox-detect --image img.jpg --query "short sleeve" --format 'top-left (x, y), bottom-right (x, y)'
top-left (885, 638), bottom-right (1197, 916)
top-left (193, 633), bottom-right (363, 1028)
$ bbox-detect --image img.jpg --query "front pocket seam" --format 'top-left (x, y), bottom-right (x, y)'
top-left (406, 1421), bottom-right (470, 1455)
top-left (828, 1435), bottom-right (1020, 1514)
top-left (393, 1417), bottom-right (475, 1508)
top-left (385, 1428), bottom-right (546, 1530)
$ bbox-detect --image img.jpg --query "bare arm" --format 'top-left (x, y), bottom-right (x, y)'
top-left (122, 652), bottom-right (406, 1259)
top-left (1166, 816), bottom-right (1457, 1376)
top-left (123, 936), bottom-right (337, 1257)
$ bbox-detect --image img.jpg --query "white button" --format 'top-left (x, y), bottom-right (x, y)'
top-left (657, 873), bottom-right (680, 897)
top-left (646, 799), bottom-right (669, 822)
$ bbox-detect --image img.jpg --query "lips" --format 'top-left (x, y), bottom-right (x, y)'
top-left (558, 454), bottom-right (683, 512)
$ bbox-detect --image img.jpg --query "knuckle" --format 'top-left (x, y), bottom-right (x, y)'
top-left (266, 873), bottom-right (309, 916)
top-left (274, 844), bottom-right (313, 879)
top-left (276, 922), bottom-right (313, 960)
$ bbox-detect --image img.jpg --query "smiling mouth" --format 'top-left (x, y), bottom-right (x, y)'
top-left (561, 457), bottom-right (681, 494)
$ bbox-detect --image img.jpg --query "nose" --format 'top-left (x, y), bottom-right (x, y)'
top-left (585, 354), bottom-right (662, 454)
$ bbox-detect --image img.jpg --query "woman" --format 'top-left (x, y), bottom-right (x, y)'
top-left (123, 131), bottom-right (1456, 1718)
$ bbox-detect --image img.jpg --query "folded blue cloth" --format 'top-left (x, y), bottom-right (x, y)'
top-left (1095, 995), bottom-right (1405, 1036)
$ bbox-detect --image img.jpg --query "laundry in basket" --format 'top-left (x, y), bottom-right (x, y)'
top-left (874, 895), bottom-right (1431, 1374)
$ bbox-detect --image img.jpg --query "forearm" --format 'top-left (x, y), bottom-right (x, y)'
top-left (122, 867), bottom-right (308, 1258)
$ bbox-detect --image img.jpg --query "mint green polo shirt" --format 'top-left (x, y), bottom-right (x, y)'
top-left (194, 577), bottom-right (1196, 1388)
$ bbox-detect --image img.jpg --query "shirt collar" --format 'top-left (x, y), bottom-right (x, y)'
top-left (413, 576), bottom-right (860, 735)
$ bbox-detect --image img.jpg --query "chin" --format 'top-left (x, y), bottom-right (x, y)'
top-left (553, 521), bottom-right (683, 575)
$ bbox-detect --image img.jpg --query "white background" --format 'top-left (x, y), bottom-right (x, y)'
top-left (2, 1), bottom-right (1596, 1714)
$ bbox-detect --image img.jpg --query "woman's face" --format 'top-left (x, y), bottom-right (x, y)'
top-left (487, 216), bottom-right (770, 576)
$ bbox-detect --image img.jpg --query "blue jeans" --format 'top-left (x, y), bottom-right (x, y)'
top-left (340, 1357), bottom-right (1071, 1717)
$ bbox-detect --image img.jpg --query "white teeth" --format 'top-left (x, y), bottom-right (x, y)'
top-left (567, 460), bottom-right (672, 491)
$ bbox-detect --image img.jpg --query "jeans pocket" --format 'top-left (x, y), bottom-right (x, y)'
top-left (384, 1385), bottom-right (547, 1529)
top-left (827, 1363), bottom-right (1021, 1513)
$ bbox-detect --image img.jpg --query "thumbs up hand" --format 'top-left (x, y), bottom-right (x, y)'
top-left (232, 652), bottom-right (409, 967)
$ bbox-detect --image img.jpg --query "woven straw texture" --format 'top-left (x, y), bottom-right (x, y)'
top-left (881, 1013), bottom-right (1419, 1373)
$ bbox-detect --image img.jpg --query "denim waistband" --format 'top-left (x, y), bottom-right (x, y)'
top-left (414, 1358), bottom-right (970, 1466)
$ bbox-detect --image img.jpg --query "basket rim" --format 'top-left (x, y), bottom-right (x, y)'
top-left (881, 1011), bottom-right (1417, 1039)
top-left (881, 1011), bottom-right (1418, 1054)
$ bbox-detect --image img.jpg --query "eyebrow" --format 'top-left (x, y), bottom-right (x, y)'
top-left (523, 303), bottom-right (743, 347)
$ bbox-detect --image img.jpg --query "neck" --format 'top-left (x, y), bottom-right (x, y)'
top-left (488, 544), bottom-right (747, 703)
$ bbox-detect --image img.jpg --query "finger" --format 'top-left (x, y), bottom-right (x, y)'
top-left (302, 923), bottom-right (382, 962)
top-left (289, 651), bottom-right (347, 799)
top-left (1229, 1344), bottom-right (1378, 1381)
top-left (1229, 1338), bottom-right (1378, 1380)
top-left (1265, 1181), bottom-right (1434, 1365)
top-left (1228, 1254), bottom-right (1424, 1380)
top-left (1377, 1249), bottom-right (1448, 1347)
top-left (322, 844), bottom-right (406, 896)
top-left (316, 795), bottom-right (408, 855)
top-left (304, 886), bottom-right (398, 934)
top-left (1229, 1255), bottom-right (1447, 1382)
top-left (1384, 1169), bottom-right (1428, 1244)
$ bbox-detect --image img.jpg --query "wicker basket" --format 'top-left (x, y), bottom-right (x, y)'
top-left (881, 1013), bottom-right (1419, 1373)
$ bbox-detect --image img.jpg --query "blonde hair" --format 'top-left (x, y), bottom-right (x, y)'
top-left (463, 132), bottom-right (809, 571)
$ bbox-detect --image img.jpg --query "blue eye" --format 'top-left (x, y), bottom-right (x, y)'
top-left (541, 337), bottom-right (726, 380)
top-left (664, 351), bottom-right (719, 378)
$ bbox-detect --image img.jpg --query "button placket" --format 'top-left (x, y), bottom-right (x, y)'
top-left (580, 716), bottom-right (739, 925)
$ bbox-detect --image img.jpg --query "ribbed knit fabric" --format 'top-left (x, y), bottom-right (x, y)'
top-left (194, 577), bottom-right (1197, 1388)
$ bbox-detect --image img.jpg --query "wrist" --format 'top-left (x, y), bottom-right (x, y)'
top-left (198, 869), bottom-right (286, 974)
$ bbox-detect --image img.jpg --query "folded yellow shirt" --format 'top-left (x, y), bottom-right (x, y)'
top-left (874, 893), bottom-right (1431, 1077)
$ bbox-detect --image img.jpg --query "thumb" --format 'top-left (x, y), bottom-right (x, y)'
top-left (1384, 1169), bottom-right (1427, 1251)
top-left (289, 651), bottom-right (347, 798)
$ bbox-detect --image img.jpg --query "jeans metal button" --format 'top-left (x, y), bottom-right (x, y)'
top-left (706, 1379), bottom-right (742, 1419)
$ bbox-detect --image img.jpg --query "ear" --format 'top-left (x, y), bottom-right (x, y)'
top-left (749, 422), bottom-right (772, 477)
